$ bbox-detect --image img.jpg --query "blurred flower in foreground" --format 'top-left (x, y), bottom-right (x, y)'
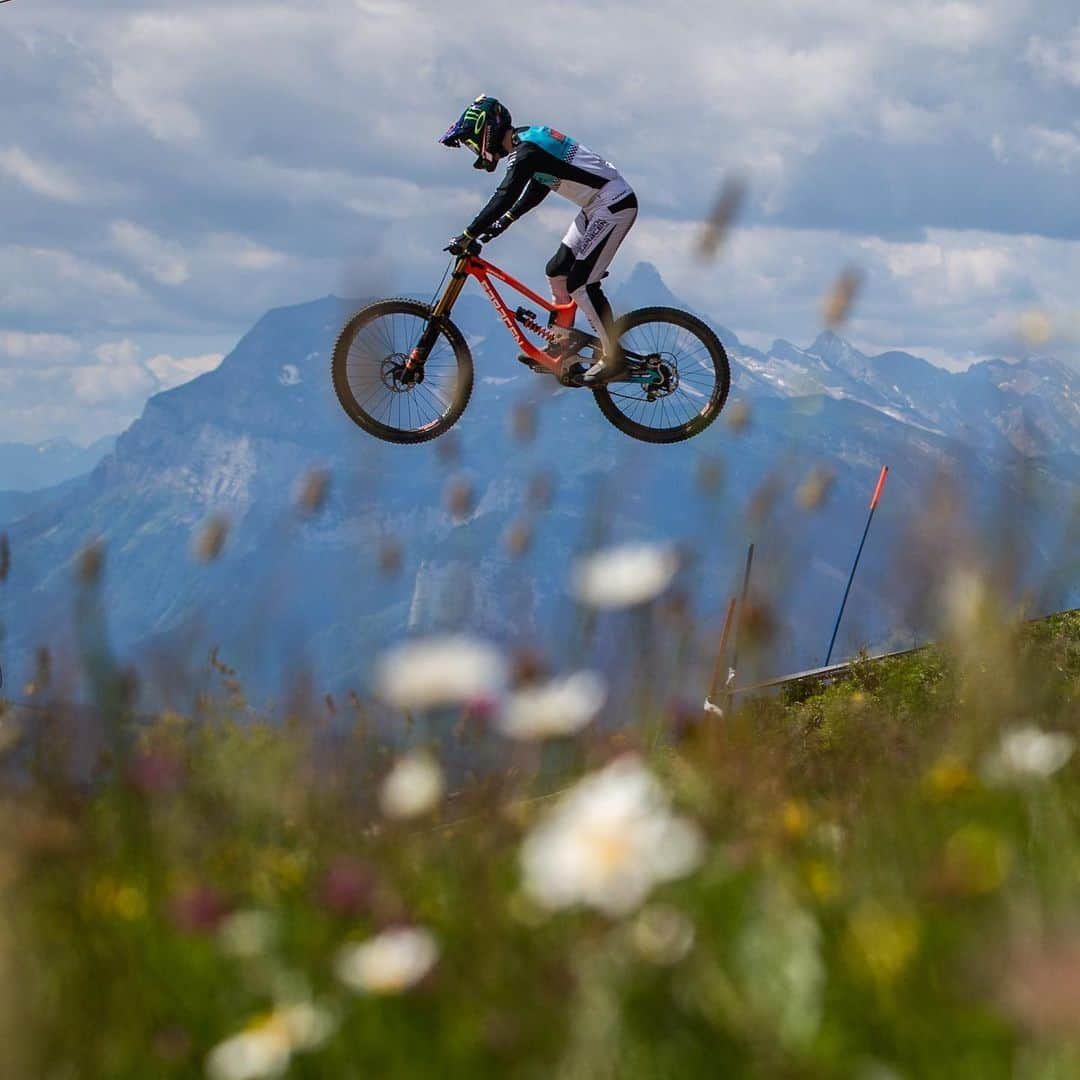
top-left (377, 537), bottom-right (403, 575)
top-left (923, 754), bottom-right (973, 800)
top-left (444, 476), bottom-right (474, 519)
top-left (76, 538), bottom-right (105, 584)
top-left (374, 635), bottom-right (506, 710)
top-left (843, 902), bottom-right (920, 990)
top-left (822, 266), bottom-right (863, 327)
top-left (295, 468), bottom-right (330, 516)
top-left (796, 466), bottom-right (834, 511)
top-left (735, 883), bottom-right (824, 1049)
top-left (942, 567), bottom-right (990, 640)
top-left (726, 399), bottom-right (751, 432)
top-left (939, 824), bottom-right (1010, 897)
top-left (572, 543), bottom-right (680, 609)
top-left (193, 515), bottom-right (229, 563)
top-left (520, 755), bottom-right (704, 916)
top-left (1018, 309), bottom-right (1053, 347)
top-left (335, 927), bottom-right (439, 994)
top-left (983, 725), bottom-right (1074, 784)
top-left (696, 175), bottom-right (745, 261)
top-left (128, 746), bottom-right (184, 796)
top-left (317, 858), bottom-right (376, 917)
top-left (170, 884), bottom-right (230, 934)
top-left (497, 671), bottom-right (607, 740)
top-left (218, 909), bottom-right (279, 959)
top-left (378, 751), bottom-right (445, 819)
top-left (1000, 933), bottom-right (1080, 1037)
top-left (205, 1002), bottom-right (334, 1080)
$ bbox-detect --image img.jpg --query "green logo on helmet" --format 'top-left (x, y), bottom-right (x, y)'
top-left (463, 107), bottom-right (487, 134)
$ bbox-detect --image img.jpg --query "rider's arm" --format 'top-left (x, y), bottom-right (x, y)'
top-left (506, 179), bottom-right (551, 221)
top-left (465, 144), bottom-right (539, 237)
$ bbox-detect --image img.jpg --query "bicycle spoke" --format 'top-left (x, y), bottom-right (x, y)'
top-left (340, 309), bottom-right (465, 435)
top-left (603, 314), bottom-right (727, 436)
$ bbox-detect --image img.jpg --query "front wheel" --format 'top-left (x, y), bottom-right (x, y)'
top-left (331, 299), bottom-right (473, 444)
top-left (592, 307), bottom-right (730, 444)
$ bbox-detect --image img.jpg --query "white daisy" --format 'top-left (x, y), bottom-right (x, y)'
top-left (374, 635), bottom-right (506, 711)
top-left (205, 1003), bottom-right (334, 1080)
top-left (379, 751), bottom-right (445, 819)
top-left (572, 543), bottom-right (681, 609)
top-left (521, 755), bottom-right (704, 917)
top-left (497, 671), bottom-right (607, 740)
top-left (335, 927), bottom-right (439, 994)
top-left (984, 725), bottom-right (1075, 784)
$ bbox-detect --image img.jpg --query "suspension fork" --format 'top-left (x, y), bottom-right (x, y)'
top-left (406, 257), bottom-right (471, 370)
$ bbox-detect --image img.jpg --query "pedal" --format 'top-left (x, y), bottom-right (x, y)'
top-left (558, 361), bottom-right (589, 387)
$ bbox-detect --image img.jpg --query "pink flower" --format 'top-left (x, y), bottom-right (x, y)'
top-left (170, 885), bottom-right (230, 934)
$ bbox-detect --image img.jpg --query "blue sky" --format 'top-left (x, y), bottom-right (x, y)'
top-left (2, 0), bottom-right (1079, 444)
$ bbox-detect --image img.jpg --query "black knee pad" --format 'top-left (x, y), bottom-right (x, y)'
top-left (546, 244), bottom-right (574, 280)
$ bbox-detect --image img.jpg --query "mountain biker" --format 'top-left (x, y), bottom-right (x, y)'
top-left (440, 95), bottom-right (638, 383)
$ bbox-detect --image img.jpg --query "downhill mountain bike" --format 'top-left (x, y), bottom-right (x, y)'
top-left (331, 239), bottom-right (730, 445)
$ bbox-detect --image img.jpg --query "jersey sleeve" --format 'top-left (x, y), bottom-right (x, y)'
top-left (507, 179), bottom-right (551, 220)
top-left (465, 144), bottom-right (539, 236)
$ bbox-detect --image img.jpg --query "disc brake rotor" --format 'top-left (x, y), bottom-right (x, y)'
top-left (381, 353), bottom-right (422, 391)
top-left (641, 354), bottom-right (679, 400)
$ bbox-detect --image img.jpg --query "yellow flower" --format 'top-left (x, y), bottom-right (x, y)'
top-left (844, 902), bottom-right (921, 988)
top-left (923, 754), bottom-right (973, 799)
top-left (941, 825), bottom-right (1010, 896)
top-left (780, 799), bottom-right (813, 840)
top-left (803, 860), bottom-right (841, 903)
top-left (89, 877), bottom-right (147, 922)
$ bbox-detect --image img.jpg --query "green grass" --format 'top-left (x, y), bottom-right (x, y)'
top-left (2, 611), bottom-right (1080, 1077)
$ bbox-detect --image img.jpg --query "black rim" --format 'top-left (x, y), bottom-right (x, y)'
top-left (605, 320), bottom-right (721, 434)
top-left (345, 312), bottom-right (461, 435)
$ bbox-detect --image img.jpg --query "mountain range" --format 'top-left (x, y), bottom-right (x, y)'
top-left (4, 263), bottom-right (1077, 706)
top-left (0, 436), bottom-right (116, 495)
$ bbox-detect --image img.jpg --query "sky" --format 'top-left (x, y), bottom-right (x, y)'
top-left (2, 0), bottom-right (1079, 445)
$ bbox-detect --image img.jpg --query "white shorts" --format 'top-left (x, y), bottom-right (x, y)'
top-left (562, 184), bottom-right (638, 287)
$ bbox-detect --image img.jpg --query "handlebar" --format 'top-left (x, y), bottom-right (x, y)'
top-left (443, 239), bottom-right (484, 257)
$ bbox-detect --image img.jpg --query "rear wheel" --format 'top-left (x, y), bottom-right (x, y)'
top-left (331, 299), bottom-right (473, 444)
top-left (592, 306), bottom-right (730, 444)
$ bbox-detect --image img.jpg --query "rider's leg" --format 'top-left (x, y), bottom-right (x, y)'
top-left (546, 244), bottom-right (575, 321)
top-left (566, 198), bottom-right (637, 379)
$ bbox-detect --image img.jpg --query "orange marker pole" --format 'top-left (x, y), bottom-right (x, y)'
top-left (825, 465), bottom-right (888, 666)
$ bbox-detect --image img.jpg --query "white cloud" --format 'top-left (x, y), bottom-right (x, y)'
top-left (28, 248), bottom-right (141, 299)
top-left (146, 351), bottom-right (223, 389)
top-left (0, 146), bottom-right (80, 202)
top-left (0, 331), bottom-right (80, 361)
top-left (109, 221), bottom-right (190, 285)
top-left (204, 234), bottom-right (287, 271)
top-left (1026, 26), bottom-right (1080, 87)
top-left (1026, 125), bottom-right (1080, 171)
top-left (109, 14), bottom-right (207, 141)
top-left (72, 353), bottom-right (156, 405)
top-left (93, 339), bottom-right (139, 365)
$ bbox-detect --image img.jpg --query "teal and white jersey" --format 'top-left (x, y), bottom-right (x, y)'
top-left (466, 125), bottom-right (631, 237)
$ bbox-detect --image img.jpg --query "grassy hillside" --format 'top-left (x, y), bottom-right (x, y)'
top-left (2, 598), bottom-right (1078, 1077)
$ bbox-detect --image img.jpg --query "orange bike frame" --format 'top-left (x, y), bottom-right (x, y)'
top-left (451, 253), bottom-right (581, 373)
